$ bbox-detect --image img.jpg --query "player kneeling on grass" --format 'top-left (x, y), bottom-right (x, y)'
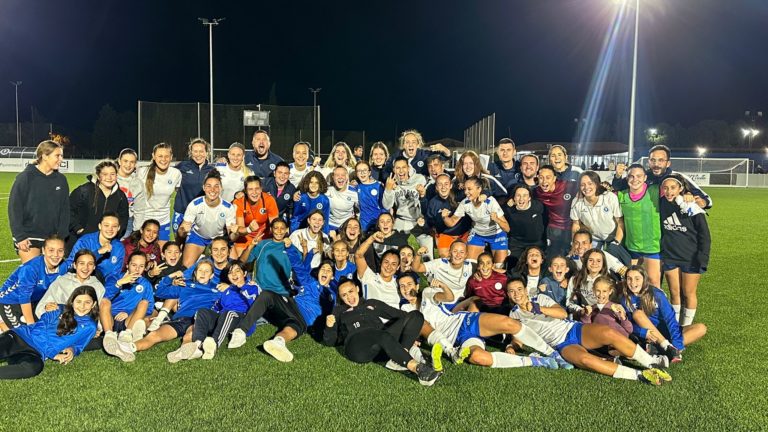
top-left (108, 260), bottom-right (223, 362)
top-left (505, 276), bottom-right (671, 385)
top-left (102, 251), bottom-right (153, 361)
top-left (171, 262), bottom-right (261, 361)
top-left (402, 273), bottom-right (565, 371)
top-left (0, 286), bottom-right (98, 380)
top-left (323, 279), bottom-right (443, 386)
top-left (228, 243), bottom-right (331, 363)
top-left (618, 265), bottom-right (706, 363)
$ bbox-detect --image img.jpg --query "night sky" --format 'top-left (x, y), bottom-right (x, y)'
top-left (1, 0), bottom-right (767, 146)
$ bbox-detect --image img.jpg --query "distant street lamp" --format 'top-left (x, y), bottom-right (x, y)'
top-left (697, 146), bottom-right (707, 172)
top-left (10, 81), bottom-right (22, 147)
top-left (309, 88), bottom-right (322, 156)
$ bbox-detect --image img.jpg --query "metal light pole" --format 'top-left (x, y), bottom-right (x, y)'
top-left (199, 18), bottom-right (224, 150)
top-left (10, 81), bottom-right (22, 147)
top-left (309, 88), bottom-right (322, 156)
top-left (627, 0), bottom-right (640, 163)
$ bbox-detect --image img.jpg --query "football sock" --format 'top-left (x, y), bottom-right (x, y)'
top-left (681, 308), bottom-right (696, 326)
top-left (513, 324), bottom-right (554, 356)
top-left (491, 352), bottom-right (528, 368)
top-left (612, 365), bottom-right (639, 381)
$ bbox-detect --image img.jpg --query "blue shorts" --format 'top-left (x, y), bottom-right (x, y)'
top-left (186, 230), bottom-right (212, 247)
top-left (172, 212), bottom-right (184, 233)
top-left (467, 231), bottom-right (508, 251)
top-left (165, 316), bottom-right (194, 337)
top-left (158, 222), bottom-right (172, 241)
top-left (663, 262), bottom-right (707, 275)
top-left (556, 322), bottom-right (583, 352)
top-left (455, 312), bottom-right (482, 347)
top-left (629, 250), bottom-right (661, 260)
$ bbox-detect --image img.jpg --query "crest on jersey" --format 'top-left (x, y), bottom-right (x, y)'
top-left (417, 161), bottom-right (424, 167)
top-left (317, 203), bottom-right (323, 209)
top-left (111, 256), bottom-right (118, 264)
top-left (564, 193), bottom-right (572, 201)
top-left (220, 213), bottom-right (225, 218)
top-left (494, 282), bottom-right (502, 290)
top-left (168, 180), bottom-right (173, 184)
top-left (136, 284), bottom-right (144, 293)
top-left (269, 164), bottom-right (276, 170)
top-left (371, 189), bottom-right (378, 196)
top-left (603, 206), bottom-right (610, 213)
top-left (259, 208), bottom-right (267, 214)
top-left (283, 194), bottom-right (290, 200)
top-left (347, 196), bottom-right (352, 201)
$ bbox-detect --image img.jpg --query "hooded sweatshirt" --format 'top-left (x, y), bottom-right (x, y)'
top-left (9, 163), bottom-right (70, 243)
top-left (69, 175), bottom-right (129, 240)
top-left (382, 169), bottom-right (427, 231)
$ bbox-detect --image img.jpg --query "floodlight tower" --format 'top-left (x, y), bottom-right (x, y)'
top-left (199, 17), bottom-right (225, 150)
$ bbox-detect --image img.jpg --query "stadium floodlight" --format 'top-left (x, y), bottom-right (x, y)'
top-left (697, 146), bottom-right (707, 157)
top-left (648, 128), bottom-right (657, 135)
top-left (10, 81), bottom-right (21, 147)
top-left (742, 128), bottom-right (750, 138)
top-left (627, 0), bottom-right (640, 162)
top-left (199, 17), bottom-right (225, 154)
top-left (751, 129), bottom-right (760, 137)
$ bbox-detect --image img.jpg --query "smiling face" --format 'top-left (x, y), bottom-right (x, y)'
top-left (344, 219), bottom-right (360, 240)
top-left (477, 254), bottom-right (493, 278)
top-left (42, 239), bottom-right (65, 269)
top-left (245, 180), bottom-right (262, 203)
top-left (252, 132), bottom-right (270, 157)
top-left (73, 294), bottom-right (95, 316)
top-left (41, 147), bottom-right (64, 171)
top-left (592, 280), bottom-right (612, 305)
top-left (118, 152), bottom-right (137, 177)
top-left (538, 168), bottom-right (556, 192)
top-left (339, 281), bottom-right (360, 307)
top-left (377, 214), bottom-right (394, 234)
top-left (191, 143), bottom-right (208, 165)
top-left (98, 165), bottom-right (118, 189)
top-left (227, 265), bottom-right (245, 286)
top-left (162, 244), bottom-right (181, 266)
top-left (210, 240), bottom-right (230, 266)
top-left (355, 163), bottom-right (371, 183)
top-left (74, 254), bottom-right (96, 280)
top-left (271, 220), bottom-right (288, 241)
top-left (579, 175), bottom-right (597, 198)
top-left (141, 223), bottom-right (159, 245)
top-left (586, 251), bottom-right (604, 275)
top-left (333, 146), bottom-right (348, 166)
top-left (317, 263), bottom-right (334, 286)
top-left (648, 149), bottom-right (670, 177)
top-left (308, 213), bottom-right (325, 234)
top-left (548, 257), bottom-right (568, 282)
top-left (332, 242), bottom-right (349, 263)
top-left (274, 165), bottom-right (290, 186)
top-left (428, 158), bottom-right (444, 180)
top-left (549, 147), bottom-right (566, 170)
top-left (308, 176), bottom-right (321, 195)
top-left (526, 248), bottom-right (542, 270)
top-left (127, 254), bottom-right (147, 276)
top-left (99, 216), bottom-right (120, 241)
top-left (227, 146), bottom-right (245, 170)
top-left (627, 167), bottom-right (647, 193)
top-left (394, 160), bottom-right (410, 182)
top-left (513, 187), bottom-right (531, 208)
top-left (333, 167), bottom-right (349, 189)
top-left (572, 233), bottom-right (592, 257)
top-left (461, 155), bottom-right (476, 177)
top-left (203, 177), bottom-right (222, 202)
top-left (153, 148), bottom-right (172, 171)
top-left (399, 248), bottom-right (414, 267)
top-left (436, 175), bottom-right (451, 199)
top-left (662, 178), bottom-right (683, 201)
top-left (520, 156), bottom-right (538, 179)
top-left (506, 280), bottom-right (529, 306)
top-left (398, 276), bottom-right (418, 302)
top-left (449, 242), bottom-right (467, 266)
top-left (371, 148), bottom-right (387, 167)
top-left (464, 179), bottom-right (482, 201)
top-left (626, 269), bottom-right (645, 294)
top-left (293, 143), bottom-right (309, 166)
top-left (402, 133), bottom-right (419, 158)
top-left (380, 253), bottom-right (400, 279)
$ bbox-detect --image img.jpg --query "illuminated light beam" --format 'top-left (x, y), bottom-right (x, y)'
top-left (575, 1), bottom-right (629, 155)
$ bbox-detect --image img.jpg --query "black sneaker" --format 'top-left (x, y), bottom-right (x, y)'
top-left (665, 345), bottom-right (682, 363)
top-left (415, 363), bottom-right (442, 387)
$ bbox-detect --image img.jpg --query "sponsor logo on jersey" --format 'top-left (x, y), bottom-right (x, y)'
top-left (663, 213), bottom-right (688, 232)
top-left (186, 170), bottom-right (193, 174)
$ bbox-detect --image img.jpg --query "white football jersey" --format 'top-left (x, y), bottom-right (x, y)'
top-left (289, 163), bottom-right (315, 188)
top-left (508, 294), bottom-right (575, 346)
top-left (216, 163), bottom-right (249, 203)
top-left (183, 197), bottom-right (237, 240)
top-left (133, 166), bottom-right (182, 225)
top-left (327, 186), bottom-right (358, 228)
top-left (420, 287), bottom-right (471, 346)
top-left (453, 197), bottom-right (505, 236)
top-left (423, 258), bottom-right (472, 302)
top-left (359, 267), bottom-right (400, 309)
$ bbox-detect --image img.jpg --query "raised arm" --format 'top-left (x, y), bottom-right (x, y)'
top-left (355, 232), bottom-right (383, 278)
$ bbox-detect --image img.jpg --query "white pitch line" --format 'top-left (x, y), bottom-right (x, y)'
top-left (0, 258), bottom-right (21, 263)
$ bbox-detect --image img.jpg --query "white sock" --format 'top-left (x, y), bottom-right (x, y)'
top-left (672, 304), bottom-right (681, 323)
top-left (659, 339), bottom-right (671, 350)
top-left (273, 336), bottom-right (285, 345)
top-left (682, 308), bottom-right (696, 326)
top-left (427, 330), bottom-right (453, 350)
top-left (513, 324), bottom-right (554, 356)
top-left (612, 365), bottom-right (639, 381)
top-left (491, 352), bottom-right (529, 368)
top-left (630, 344), bottom-right (654, 368)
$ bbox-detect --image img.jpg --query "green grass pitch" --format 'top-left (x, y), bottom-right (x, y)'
top-left (0, 172), bottom-right (766, 430)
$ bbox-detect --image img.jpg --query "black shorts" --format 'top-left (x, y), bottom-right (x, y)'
top-left (263, 293), bottom-right (307, 337)
top-left (13, 238), bottom-right (45, 253)
top-left (165, 316), bottom-right (194, 337)
top-left (0, 303), bottom-right (25, 329)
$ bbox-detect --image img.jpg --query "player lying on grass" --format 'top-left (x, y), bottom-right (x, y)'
top-left (505, 275), bottom-right (672, 385)
top-left (398, 273), bottom-right (568, 371)
top-left (0, 286), bottom-right (98, 380)
top-left (618, 265), bottom-right (706, 362)
top-left (323, 279), bottom-right (443, 386)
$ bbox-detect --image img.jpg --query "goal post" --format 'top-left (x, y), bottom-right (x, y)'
top-left (638, 157), bottom-right (750, 187)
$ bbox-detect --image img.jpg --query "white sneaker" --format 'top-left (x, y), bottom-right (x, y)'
top-left (385, 359), bottom-right (409, 371)
top-left (131, 320), bottom-right (146, 342)
top-left (167, 342), bottom-right (198, 364)
top-left (202, 337), bottom-right (217, 360)
top-left (117, 330), bottom-right (133, 344)
top-left (409, 345), bottom-right (424, 363)
top-left (147, 310), bottom-right (169, 332)
top-left (104, 334), bottom-right (135, 363)
top-left (189, 348), bottom-right (203, 360)
top-left (227, 329), bottom-right (247, 349)
top-left (263, 338), bottom-right (293, 362)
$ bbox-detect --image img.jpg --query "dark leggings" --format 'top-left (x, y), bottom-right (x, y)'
top-left (0, 332), bottom-right (45, 380)
top-left (344, 311), bottom-right (424, 368)
top-left (193, 309), bottom-right (243, 346)
top-left (237, 291), bottom-right (306, 336)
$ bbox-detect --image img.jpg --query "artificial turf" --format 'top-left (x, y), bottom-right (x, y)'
top-left (0, 172), bottom-right (765, 431)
